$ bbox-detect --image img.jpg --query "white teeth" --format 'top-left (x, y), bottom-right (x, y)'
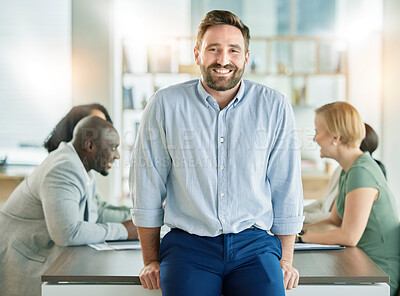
top-left (215, 69), bottom-right (230, 74)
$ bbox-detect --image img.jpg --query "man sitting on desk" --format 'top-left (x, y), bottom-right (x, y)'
top-left (132, 10), bottom-right (303, 296)
top-left (0, 116), bottom-right (138, 296)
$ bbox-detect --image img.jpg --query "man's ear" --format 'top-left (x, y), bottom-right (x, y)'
top-left (84, 139), bottom-right (96, 154)
top-left (244, 50), bottom-right (250, 67)
top-left (194, 47), bottom-right (201, 65)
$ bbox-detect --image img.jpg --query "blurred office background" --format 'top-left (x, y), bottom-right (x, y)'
top-left (0, 0), bottom-right (399, 211)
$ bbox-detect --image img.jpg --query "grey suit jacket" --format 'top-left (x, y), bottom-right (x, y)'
top-left (0, 142), bottom-right (128, 296)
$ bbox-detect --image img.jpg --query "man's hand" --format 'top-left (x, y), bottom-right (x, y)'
top-left (276, 234), bottom-right (299, 290)
top-left (121, 220), bottom-right (138, 240)
top-left (137, 227), bottom-right (161, 290)
top-left (139, 261), bottom-right (161, 290)
top-left (280, 260), bottom-right (299, 290)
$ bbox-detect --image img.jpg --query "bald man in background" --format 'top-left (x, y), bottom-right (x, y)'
top-left (0, 116), bottom-right (137, 296)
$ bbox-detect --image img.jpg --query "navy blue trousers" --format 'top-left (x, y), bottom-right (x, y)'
top-left (159, 228), bottom-right (285, 296)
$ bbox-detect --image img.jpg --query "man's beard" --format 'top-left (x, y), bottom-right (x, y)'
top-left (100, 170), bottom-right (109, 176)
top-left (201, 63), bottom-right (245, 91)
top-left (94, 157), bottom-right (110, 176)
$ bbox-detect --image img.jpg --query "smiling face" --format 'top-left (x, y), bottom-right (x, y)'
top-left (92, 128), bottom-right (120, 176)
top-left (314, 114), bottom-right (336, 159)
top-left (194, 24), bottom-right (249, 92)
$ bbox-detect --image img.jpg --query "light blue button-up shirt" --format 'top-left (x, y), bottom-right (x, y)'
top-left (130, 79), bottom-right (304, 236)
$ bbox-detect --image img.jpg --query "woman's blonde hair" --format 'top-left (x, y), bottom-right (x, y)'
top-left (315, 101), bottom-right (366, 148)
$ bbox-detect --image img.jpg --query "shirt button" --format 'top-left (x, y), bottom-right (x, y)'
top-left (221, 218), bottom-right (226, 223)
top-left (220, 193), bottom-right (225, 197)
top-left (220, 165), bottom-right (224, 170)
top-left (220, 137), bottom-right (224, 143)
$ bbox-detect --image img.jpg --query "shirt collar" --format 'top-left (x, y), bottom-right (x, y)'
top-left (67, 142), bottom-right (94, 185)
top-left (197, 79), bottom-right (211, 107)
top-left (196, 79), bottom-right (246, 108)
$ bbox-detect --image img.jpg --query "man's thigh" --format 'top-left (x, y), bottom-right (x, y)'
top-left (223, 230), bottom-right (285, 296)
top-left (159, 229), bottom-right (224, 296)
top-left (223, 252), bottom-right (285, 296)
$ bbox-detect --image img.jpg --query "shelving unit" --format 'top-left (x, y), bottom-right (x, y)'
top-left (118, 36), bottom-right (348, 203)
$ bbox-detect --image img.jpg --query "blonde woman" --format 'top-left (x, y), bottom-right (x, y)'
top-left (299, 101), bottom-right (400, 296)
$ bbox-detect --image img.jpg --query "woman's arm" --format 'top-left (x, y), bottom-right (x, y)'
top-left (302, 187), bottom-right (378, 246)
top-left (303, 200), bottom-right (342, 231)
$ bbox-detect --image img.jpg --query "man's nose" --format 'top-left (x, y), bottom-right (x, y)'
top-left (114, 149), bottom-right (120, 160)
top-left (216, 50), bottom-right (229, 66)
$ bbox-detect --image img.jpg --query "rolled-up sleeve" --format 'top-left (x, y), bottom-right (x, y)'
top-left (267, 100), bottom-right (304, 235)
top-left (130, 94), bottom-right (171, 227)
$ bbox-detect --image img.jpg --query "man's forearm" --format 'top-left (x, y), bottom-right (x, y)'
top-left (137, 227), bottom-right (161, 265)
top-left (276, 234), bottom-right (296, 263)
top-left (276, 234), bottom-right (299, 290)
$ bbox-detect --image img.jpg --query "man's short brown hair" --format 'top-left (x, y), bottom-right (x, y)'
top-left (196, 10), bottom-right (251, 52)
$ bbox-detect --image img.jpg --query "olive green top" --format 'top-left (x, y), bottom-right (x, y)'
top-left (337, 152), bottom-right (400, 296)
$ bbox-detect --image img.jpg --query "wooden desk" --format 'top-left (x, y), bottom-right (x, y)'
top-left (0, 166), bottom-right (33, 202)
top-left (0, 174), bottom-right (24, 201)
top-left (302, 173), bottom-right (331, 199)
top-left (42, 246), bottom-right (390, 296)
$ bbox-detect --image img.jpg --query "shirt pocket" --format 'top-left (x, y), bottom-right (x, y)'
top-left (11, 239), bottom-right (46, 263)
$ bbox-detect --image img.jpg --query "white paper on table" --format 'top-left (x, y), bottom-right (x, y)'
top-left (294, 243), bottom-right (344, 251)
top-left (88, 241), bottom-right (141, 251)
top-left (106, 241), bottom-right (142, 250)
top-left (88, 243), bottom-right (114, 251)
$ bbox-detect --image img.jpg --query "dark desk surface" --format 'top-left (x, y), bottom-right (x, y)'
top-left (42, 245), bottom-right (389, 285)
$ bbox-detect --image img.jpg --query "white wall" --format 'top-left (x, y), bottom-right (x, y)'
top-left (0, 0), bottom-right (71, 148)
top-left (72, 0), bottom-right (114, 109)
top-left (383, 0), bottom-right (400, 210)
top-left (71, 0), bottom-right (117, 203)
top-left (72, 0), bottom-right (194, 204)
top-left (344, 0), bottom-right (400, 210)
top-left (341, 0), bottom-right (383, 158)
top-left (294, 0), bottom-right (384, 170)
top-left (113, 0), bottom-right (192, 203)
top-left (243, 0), bottom-right (277, 36)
